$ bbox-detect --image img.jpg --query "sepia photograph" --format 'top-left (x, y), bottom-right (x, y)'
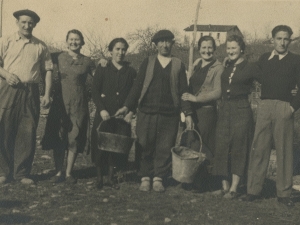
top-left (0, 0), bottom-right (300, 224)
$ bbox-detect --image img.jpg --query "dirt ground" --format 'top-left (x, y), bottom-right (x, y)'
top-left (1, 117), bottom-right (300, 225)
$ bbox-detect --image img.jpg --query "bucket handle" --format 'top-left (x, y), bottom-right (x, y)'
top-left (179, 129), bottom-right (203, 162)
top-left (96, 116), bottom-right (117, 132)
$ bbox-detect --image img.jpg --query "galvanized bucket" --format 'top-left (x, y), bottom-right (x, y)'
top-left (171, 129), bottom-right (206, 183)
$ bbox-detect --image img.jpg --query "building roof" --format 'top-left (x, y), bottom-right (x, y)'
top-left (184, 24), bottom-right (239, 32)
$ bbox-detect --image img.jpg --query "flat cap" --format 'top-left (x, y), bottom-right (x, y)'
top-left (13, 9), bottom-right (40, 23)
top-left (152, 30), bottom-right (174, 43)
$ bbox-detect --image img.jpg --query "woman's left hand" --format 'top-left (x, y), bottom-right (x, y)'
top-left (181, 93), bottom-right (197, 102)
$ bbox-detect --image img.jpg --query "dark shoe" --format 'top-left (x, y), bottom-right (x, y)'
top-left (96, 180), bottom-right (103, 190)
top-left (278, 197), bottom-right (295, 207)
top-left (105, 180), bottom-right (120, 190)
top-left (211, 189), bottom-right (229, 196)
top-left (223, 191), bottom-right (238, 199)
top-left (50, 175), bottom-right (65, 183)
top-left (65, 175), bottom-right (77, 184)
top-left (240, 194), bottom-right (259, 202)
top-left (182, 183), bottom-right (193, 191)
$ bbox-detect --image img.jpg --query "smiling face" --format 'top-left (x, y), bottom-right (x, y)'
top-left (226, 41), bottom-right (242, 61)
top-left (199, 40), bottom-right (215, 61)
top-left (66, 33), bottom-right (82, 52)
top-left (16, 15), bottom-right (36, 38)
top-left (272, 31), bottom-right (291, 54)
top-left (111, 42), bottom-right (127, 63)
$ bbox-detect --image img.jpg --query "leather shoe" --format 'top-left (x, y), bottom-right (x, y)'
top-left (277, 197), bottom-right (295, 207)
top-left (240, 194), bottom-right (259, 202)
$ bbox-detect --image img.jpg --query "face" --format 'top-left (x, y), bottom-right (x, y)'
top-left (16, 15), bottom-right (36, 38)
top-left (156, 39), bottom-right (173, 57)
top-left (272, 31), bottom-right (291, 54)
top-left (199, 40), bottom-right (214, 61)
top-left (111, 42), bottom-right (127, 63)
top-left (66, 33), bottom-right (82, 52)
top-left (226, 41), bottom-right (242, 61)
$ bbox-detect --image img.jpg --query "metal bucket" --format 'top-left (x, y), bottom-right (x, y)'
top-left (171, 129), bottom-right (206, 183)
top-left (97, 118), bottom-right (134, 154)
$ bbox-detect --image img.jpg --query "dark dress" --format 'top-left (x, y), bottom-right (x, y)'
top-left (42, 51), bottom-right (95, 153)
top-left (213, 60), bottom-right (259, 177)
top-left (91, 61), bottom-right (137, 172)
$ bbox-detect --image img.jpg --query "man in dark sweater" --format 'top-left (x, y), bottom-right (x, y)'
top-left (115, 30), bottom-right (193, 192)
top-left (244, 25), bottom-right (300, 207)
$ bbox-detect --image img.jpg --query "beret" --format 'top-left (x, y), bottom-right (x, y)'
top-left (13, 9), bottom-right (40, 23)
top-left (152, 30), bottom-right (174, 43)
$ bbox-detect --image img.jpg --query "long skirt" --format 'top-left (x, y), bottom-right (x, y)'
top-left (213, 99), bottom-right (253, 177)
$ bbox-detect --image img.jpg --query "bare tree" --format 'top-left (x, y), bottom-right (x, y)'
top-left (84, 29), bottom-right (109, 61)
top-left (126, 25), bottom-right (160, 56)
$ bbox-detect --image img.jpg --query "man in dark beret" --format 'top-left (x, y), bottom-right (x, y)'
top-left (0, 9), bottom-right (53, 185)
top-left (115, 29), bottom-right (193, 192)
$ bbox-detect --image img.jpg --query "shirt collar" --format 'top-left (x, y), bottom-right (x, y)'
top-left (15, 32), bottom-right (37, 43)
top-left (268, 50), bottom-right (288, 60)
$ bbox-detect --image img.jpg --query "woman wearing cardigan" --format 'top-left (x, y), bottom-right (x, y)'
top-left (182, 35), bottom-right (223, 191)
top-left (212, 35), bottom-right (261, 199)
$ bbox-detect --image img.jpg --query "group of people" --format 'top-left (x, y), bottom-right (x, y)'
top-left (0, 9), bottom-right (299, 208)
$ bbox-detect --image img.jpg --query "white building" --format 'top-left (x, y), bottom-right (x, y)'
top-left (184, 24), bottom-right (243, 46)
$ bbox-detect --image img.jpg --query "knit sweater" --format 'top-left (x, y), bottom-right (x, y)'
top-left (257, 52), bottom-right (300, 110)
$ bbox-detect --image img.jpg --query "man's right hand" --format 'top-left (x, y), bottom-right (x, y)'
top-left (100, 110), bottom-right (110, 121)
top-left (98, 58), bottom-right (108, 67)
top-left (6, 73), bottom-right (20, 86)
top-left (115, 106), bottom-right (129, 117)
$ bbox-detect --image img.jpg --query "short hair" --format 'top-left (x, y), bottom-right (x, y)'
top-left (66, 29), bottom-right (85, 46)
top-left (108, 38), bottom-right (129, 51)
top-left (197, 36), bottom-right (216, 51)
top-left (226, 35), bottom-right (246, 52)
top-left (271, 25), bottom-right (293, 38)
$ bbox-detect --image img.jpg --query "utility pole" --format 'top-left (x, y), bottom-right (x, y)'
top-left (0, 0), bottom-right (3, 37)
top-left (187, 0), bottom-right (201, 80)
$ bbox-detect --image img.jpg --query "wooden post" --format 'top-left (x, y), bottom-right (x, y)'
top-left (0, 0), bottom-right (3, 38)
top-left (187, 0), bottom-right (201, 81)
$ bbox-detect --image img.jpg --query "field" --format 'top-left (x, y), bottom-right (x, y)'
top-left (1, 115), bottom-right (300, 225)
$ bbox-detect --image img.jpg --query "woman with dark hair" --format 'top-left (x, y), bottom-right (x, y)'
top-left (212, 35), bottom-right (260, 199)
top-left (42, 29), bottom-right (95, 184)
top-left (91, 37), bottom-right (137, 190)
top-left (181, 35), bottom-right (223, 191)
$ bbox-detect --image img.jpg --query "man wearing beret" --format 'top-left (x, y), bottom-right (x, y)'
top-left (116, 30), bottom-right (193, 192)
top-left (0, 9), bottom-right (53, 184)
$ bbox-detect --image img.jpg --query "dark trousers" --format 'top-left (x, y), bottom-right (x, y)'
top-left (0, 81), bottom-right (40, 179)
top-left (247, 100), bottom-right (293, 197)
top-left (136, 111), bottom-right (179, 178)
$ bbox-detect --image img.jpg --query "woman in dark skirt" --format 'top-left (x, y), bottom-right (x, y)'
top-left (91, 38), bottom-right (137, 190)
top-left (181, 36), bottom-right (223, 191)
top-left (212, 35), bottom-right (261, 199)
top-left (42, 29), bottom-right (95, 184)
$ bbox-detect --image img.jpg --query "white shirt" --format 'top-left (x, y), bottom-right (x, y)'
top-left (157, 54), bottom-right (171, 68)
top-left (268, 50), bottom-right (288, 60)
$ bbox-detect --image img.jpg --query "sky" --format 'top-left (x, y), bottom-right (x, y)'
top-left (1, 0), bottom-right (300, 53)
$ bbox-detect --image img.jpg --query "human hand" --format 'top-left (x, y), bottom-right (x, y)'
top-left (115, 106), bottom-right (129, 117)
top-left (185, 115), bottom-right (194, 130)
top-left (124, 111), bottom-right (134, 124)
top-left (98, 58), bottom-right (108, 67)
top-left (223, 57), bottom-right (230, 67)
top-left (290, 106), bottom-right (295, 114)
top-left (41, 95), bottom-right (51, 108)
top-left (181, 93), bottom-right (197, 102)
top-left (6, 73), bottom-right (20, 86)
top-left (100, 110), bottom-right (110, 121)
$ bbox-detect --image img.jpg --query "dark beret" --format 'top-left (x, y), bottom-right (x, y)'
top-left (152, 30), bottom-right (174, 43)
top-left (13, 9), bottom-right (40, 23)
